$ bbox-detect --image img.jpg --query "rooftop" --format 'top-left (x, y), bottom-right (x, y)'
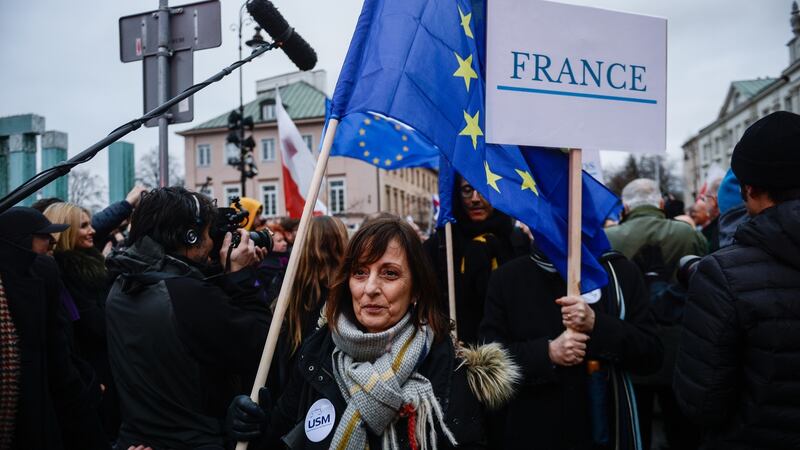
top-left (180, 80), bottom-right (326, 134)
top-left (730, 78), bottom-right (778, 99)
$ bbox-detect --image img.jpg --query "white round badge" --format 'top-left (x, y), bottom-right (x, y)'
top-left (304, 398), bottom-right (336, 442)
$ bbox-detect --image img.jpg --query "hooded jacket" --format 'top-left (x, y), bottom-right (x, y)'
top-left (105, 237), bottom-right (269, 449)
top-left (674, 198), bottom-right (800, 449)
top-left (249, 327), bottom-right (519, 450)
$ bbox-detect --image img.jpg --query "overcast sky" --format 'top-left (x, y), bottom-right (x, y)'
top-left (0, 0), bottom-right (795, 198)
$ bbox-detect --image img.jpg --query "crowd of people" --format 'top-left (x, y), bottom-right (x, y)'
top-left (1, 110), bottom-right (799, 450)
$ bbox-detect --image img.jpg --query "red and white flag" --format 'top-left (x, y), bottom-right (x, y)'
top-left (276, 89), bottom-right (327, 217)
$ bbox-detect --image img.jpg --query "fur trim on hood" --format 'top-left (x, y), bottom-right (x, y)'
top-left (457, 342), bottom-right (521, 410)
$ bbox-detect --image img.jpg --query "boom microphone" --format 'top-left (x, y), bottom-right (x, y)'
top-left (246, 0), bottom-right (317, 71)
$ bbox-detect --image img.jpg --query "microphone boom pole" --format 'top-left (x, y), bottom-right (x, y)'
top-left (0, 41), bottom-right (278, 214)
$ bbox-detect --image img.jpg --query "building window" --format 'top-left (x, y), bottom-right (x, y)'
top-left (261, 138), bottom-right (276, 162)
top-left (329, 178), bottom-right (346, 214)
top-left (302, 134), bottom-right (314, 151)
top-left (260, 100), bottom-right (276, 121)
top-left (196, 144), bottom-right (211, 167)
top-left (261, 184), bottom-right (278, 217)
top-left (224, 185), bottom-right (241, 204)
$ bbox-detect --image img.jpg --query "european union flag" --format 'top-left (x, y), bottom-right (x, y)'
top-left (329, 109), bottom-right (439, 169)
top-left (436, 155), bottom-right (456, 227)
top-left (331, 0), bottom-right (620, 292)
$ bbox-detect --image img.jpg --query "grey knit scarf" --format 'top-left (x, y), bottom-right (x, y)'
top-left (330, 313), bottom-right (456, 450)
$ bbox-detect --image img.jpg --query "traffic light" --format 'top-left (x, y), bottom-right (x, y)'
top-left (225, 109), bottom-right (258, 181)
top-left (225, 110), bottom-right (243, 165)
top-left (225, 110), bottom-right (257, 167)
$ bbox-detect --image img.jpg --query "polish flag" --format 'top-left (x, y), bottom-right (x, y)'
top-left (276, 89), bottom-right (327, 217)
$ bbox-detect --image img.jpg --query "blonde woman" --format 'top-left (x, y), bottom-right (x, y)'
top-left (44, 202), bottom-right (118, 435)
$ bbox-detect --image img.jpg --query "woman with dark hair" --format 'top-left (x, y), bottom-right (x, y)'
top-left (227, 217), bottom-right (519, 449)
top-left (267, 216), bottom-right (348, 397)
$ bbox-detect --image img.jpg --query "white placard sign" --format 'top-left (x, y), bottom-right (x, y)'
top-left (486, 0), bottom-right (667, 153)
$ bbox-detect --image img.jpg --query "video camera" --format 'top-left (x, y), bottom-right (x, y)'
top-left (211, 196), bottom-right (273, 256)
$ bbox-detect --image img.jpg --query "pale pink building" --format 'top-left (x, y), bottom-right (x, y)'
top-left (179, 71), bottom-right (438, 230)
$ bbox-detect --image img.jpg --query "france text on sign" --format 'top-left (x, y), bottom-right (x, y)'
top-left (485, 0), bottom-right (667, 153)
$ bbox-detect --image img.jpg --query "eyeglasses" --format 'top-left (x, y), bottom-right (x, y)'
top-left (459, 185), bottom-right (477, 199)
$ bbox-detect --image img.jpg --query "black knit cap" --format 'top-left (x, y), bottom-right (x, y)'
top-left (731, 111), bottom-right (800, 188)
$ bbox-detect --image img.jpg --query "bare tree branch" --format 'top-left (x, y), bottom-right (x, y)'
top-left (135, 147), bottom-right (185, 188)
top-left (68, 169), bottom-right (105, 212)
top-left (606, 154), bottom-right (683, 198)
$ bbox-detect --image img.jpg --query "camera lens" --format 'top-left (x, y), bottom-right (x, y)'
top-left (249, 230), bottom-right (274, 251)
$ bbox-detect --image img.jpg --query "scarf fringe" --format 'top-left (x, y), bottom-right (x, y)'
top-left (380, 397), bottom-right (457, 450)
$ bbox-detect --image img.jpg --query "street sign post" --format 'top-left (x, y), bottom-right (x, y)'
top-left (143, 49), bottom-right (194, 127)
top-left (119, 0), bottom-right (221, 186)
top-left (119, 0), bottom-right (222, 63)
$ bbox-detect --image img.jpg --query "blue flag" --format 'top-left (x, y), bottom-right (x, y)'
top-left (331, 0), bottom-right (620, 292)
top-left (329, 110), bottom-right (439, 169)
top-left (436, 155), bottom-right (456, 227)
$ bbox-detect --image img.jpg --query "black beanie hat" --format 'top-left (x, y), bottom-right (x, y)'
top-left (731, 111), bottom-right (800, 188)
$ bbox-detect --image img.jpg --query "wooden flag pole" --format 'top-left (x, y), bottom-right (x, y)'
top-left (235, 119), bottom-right (339, 450)
top-left (444, 221), bottom-right (458, 339)
top-left (567, 148), bottom-right (583, 297)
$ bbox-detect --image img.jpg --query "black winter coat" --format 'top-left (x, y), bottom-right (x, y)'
top-left (53, 248), bottom-right (112, 384)
top-left (254, 328), bottom-right (490, 449)
top-left (674, 199), bottom-right (800, 449)
top-left (106, 237), bottom-right (269, 449)
top-left (479, 252), bottom-right (662, 450)
top-left (0, 239), bottom-right (107, 450)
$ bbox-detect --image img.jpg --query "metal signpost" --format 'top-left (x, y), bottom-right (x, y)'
top-left (119, 0), bottom-right (222, 187)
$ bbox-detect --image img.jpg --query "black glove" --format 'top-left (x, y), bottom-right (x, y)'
top-left (226, 387), bottom-right (271, 442)
top-left (632, 245), bottom-right (669, 284)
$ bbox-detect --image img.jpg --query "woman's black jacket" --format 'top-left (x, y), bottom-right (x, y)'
top-left (251, 327), bottom-right (489, 449)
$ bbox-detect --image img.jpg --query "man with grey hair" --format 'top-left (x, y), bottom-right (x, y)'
top-left (605, 178), bottom-right (707, 449)
top-left (607, 178), bottom-right (707, 281)
top-left (697, 177), bottom-right (723, 252)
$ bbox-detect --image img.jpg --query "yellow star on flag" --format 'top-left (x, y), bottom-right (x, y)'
top-left (515, 169), bottom-right (539, 196)
top-left (459, 110), bottom-right (483, 150)
top-left (485, 161), bottom-right (502, 193)
top-left (453, 52), bottom-right (478, 91)
top-left (458, 5), bottom-right (474, 39)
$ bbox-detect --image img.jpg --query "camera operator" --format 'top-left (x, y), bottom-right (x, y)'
top-left (105, 187), bottom-right (269, 450)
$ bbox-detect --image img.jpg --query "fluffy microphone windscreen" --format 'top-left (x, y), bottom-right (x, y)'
top-left (247, 0), bottom-right (317, 71)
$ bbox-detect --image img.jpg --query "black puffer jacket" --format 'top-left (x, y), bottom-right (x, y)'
top-left (674, 199), bottom-right (800, 449)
